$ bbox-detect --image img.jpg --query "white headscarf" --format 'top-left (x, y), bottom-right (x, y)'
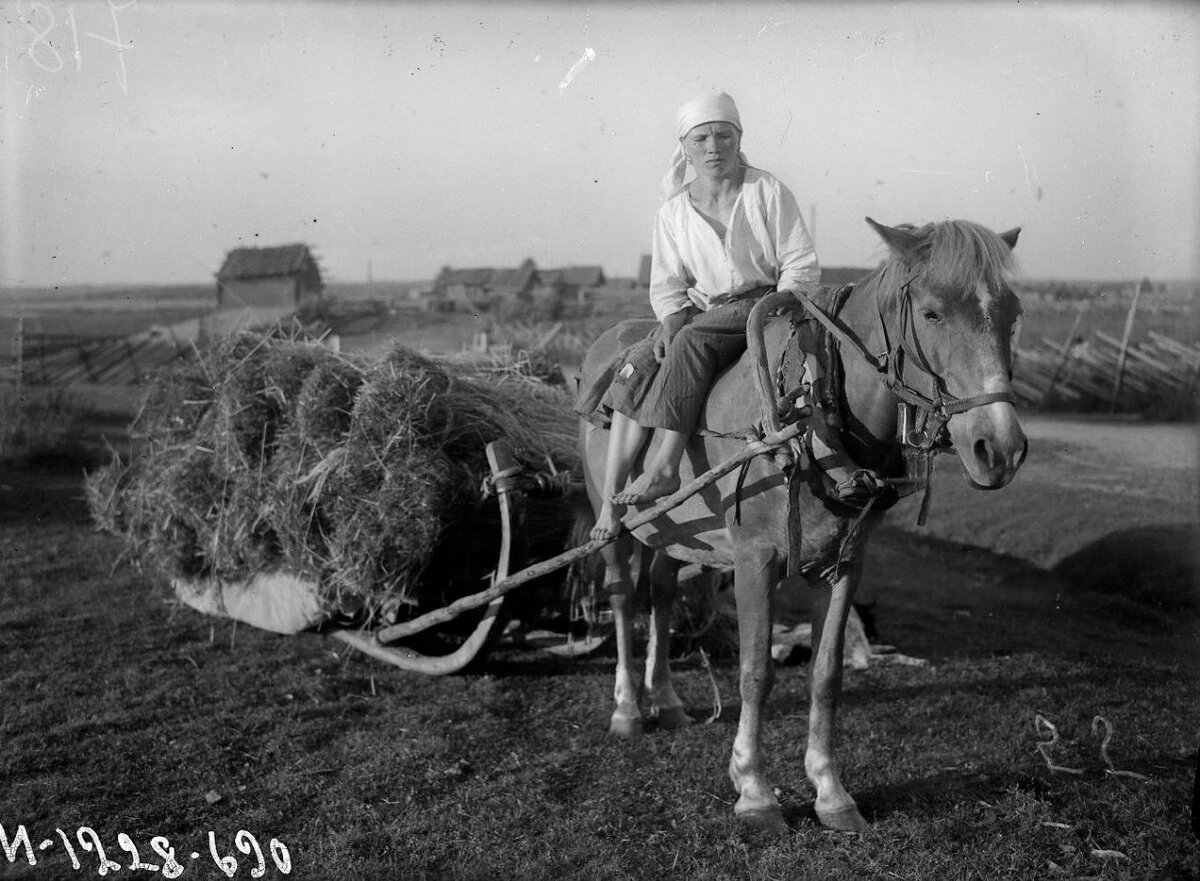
top-left (659, 92), bottom-right (748, 201)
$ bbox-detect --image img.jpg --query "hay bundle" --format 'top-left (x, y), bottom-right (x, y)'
top-left (88, 331), bottom-right (580, 626)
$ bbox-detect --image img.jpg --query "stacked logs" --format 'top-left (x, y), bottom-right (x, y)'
top-left (1014, 329), bottom-right (1199, 416)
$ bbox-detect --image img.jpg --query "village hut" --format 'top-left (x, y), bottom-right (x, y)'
top-left (533, 265), bottom-right (607, 310)
top-left (433, 259), bottom-right (538, 311)
top-left (216, 244), bottom-right (324, 312)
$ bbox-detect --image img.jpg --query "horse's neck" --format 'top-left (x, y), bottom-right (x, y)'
top-left (834, 275), bottom-right (900, 469)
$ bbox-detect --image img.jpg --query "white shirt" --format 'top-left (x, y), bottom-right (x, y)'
top-left (649, 167), bottom-right (821, 321)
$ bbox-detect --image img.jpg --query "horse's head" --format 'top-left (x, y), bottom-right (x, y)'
top-left (867, 217), bottom-right (1028, 490)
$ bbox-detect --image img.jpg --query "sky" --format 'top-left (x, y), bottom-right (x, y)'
top-left (1, 0), bottom-right (1197, 287)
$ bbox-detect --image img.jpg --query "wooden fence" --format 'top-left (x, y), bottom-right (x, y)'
top-left (2, 325), bottom-right (193, 388)
top-left (1012, 281), bottom-right (1200, 415)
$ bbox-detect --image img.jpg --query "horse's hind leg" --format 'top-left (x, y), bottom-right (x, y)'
top-left (805, 556), bottom-right (870, 833)
top-left (645, 552), bottom-right (693, 729)
top-left (602, 535), bottom-right (643, 737)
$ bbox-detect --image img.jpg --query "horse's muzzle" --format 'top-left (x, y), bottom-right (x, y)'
top-left (952, 401), bottom-right (1028, 490)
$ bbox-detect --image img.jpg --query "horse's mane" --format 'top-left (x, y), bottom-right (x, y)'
top-left (881, 220), bottom-right (1017, 307)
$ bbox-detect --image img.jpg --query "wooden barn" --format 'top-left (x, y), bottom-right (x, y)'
top-left (432, 258), bottom-right (538, 310)
top-left (216, 244), bottom-right (324, 311)
top-left (537, 265), bottom-right (606, 308)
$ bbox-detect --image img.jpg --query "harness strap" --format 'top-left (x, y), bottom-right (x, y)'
top-left (791, 288), bottom-right (884, 373)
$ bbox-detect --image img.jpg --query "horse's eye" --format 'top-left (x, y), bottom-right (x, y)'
top-left (921, 309), bottom-right (942, 324)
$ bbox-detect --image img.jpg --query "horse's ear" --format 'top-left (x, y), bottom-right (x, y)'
top-left (865, 217), bottom-right (924, 263)
top-left (999, 227), bottom-right (1021, 250)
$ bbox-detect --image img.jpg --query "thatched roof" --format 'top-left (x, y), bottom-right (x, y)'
top-left (435, 259), bottom-right (604, 294)
top-left (491, 261), bottom-right (538, 290)
top-left (540, 266), bottom-right (606, 287)
top-left (436, 259), bottom-right (537, 292)
top-left (439, 267), bottom-right (496, 287)
top-left (218, 244), bottom-right (318, 281)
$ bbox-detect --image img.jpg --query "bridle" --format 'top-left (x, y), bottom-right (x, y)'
top-left (793, 267), bottom-right (1017, 454)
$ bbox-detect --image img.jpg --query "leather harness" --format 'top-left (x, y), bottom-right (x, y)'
top-left (742, 270), bottom-right (1018, 541)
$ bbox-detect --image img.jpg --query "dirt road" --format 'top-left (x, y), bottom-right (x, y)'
top-left (885, 415), bottom-right (1198, 564)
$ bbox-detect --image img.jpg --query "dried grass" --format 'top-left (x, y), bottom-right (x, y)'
top-left (87, 330), bottom-right (581, 624)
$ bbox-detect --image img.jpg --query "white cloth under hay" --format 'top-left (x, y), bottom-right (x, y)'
top-left (171, 572), bottom-right (325, 634)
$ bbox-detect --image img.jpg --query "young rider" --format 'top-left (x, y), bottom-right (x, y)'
top-left (591, 92), bottom-right (859, 541)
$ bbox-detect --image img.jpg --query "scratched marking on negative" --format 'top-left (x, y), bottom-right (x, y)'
top-left (11, 0), bottom-right (137, 95)
top-left (559, 47), bottom-right (596, 92)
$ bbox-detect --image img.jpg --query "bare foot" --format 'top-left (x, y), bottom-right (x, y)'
top-left (612, 470), bottom-right (681, 506)
top-left (589, 501), bottom-right (625, 542)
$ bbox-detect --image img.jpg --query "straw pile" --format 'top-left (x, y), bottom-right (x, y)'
top-left (87, 331), bottom-right (580, 624)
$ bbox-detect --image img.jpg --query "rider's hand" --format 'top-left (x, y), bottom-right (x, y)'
top-left (655, 309), bottom-right (695, 362)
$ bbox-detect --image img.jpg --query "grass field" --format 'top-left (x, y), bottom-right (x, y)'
top-left (1, 415), bottom-right (1197, 880)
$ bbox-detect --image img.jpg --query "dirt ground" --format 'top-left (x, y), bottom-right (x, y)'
top-left (876, 415), bottom-right (1199, 606)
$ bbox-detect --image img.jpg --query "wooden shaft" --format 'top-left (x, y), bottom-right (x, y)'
top-left (337, 441), bottom-right (520, 673)
top-left (375, 421), bottom-right (806, 643)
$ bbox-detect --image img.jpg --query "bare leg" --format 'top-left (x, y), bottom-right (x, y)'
top-left (645, 552), bottom-right (693, 729)
top-left (727, 539), bottom-right (787, 834)
top-left (612, 429), bottom-right (687, 505)
top-left (603, 537), bottom-right (643, 736)
top-left (592, 411), bottom-right (647, 541)
top-left (805, 557), bottom-right (869, 832)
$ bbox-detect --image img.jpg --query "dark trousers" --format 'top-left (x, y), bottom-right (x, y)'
top-left (612, 297), bottom-right (759, 433)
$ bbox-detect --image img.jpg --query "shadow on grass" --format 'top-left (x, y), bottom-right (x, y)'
top-left (1054, 523), bottom-right (1200, 613)
top-left (0, 465), bottom-right (92, 525)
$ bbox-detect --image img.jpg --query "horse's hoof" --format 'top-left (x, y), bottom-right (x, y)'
top-left (653, 705), bottom-right (694, 730)
top-left (815, 804), bottom-right (869, 833)
top-left (608, 714), bottom-right (644, 737)
top-left (734, 801), bottom-right (789, 836)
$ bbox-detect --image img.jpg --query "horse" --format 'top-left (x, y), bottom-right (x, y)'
top-left (577, 217), bottom-right (1028, 834)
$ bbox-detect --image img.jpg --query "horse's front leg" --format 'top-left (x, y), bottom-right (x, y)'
top-left (806, 556), bottom-right (870, 832)
top-left (645, 552), bottom-right (693, 729)
top-left (602, 537), bottom-right (643, 737)
top-left (727, 539), bottom-right (787, 834)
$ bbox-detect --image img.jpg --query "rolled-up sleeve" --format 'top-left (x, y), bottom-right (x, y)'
top-left (648, 209), bottom-right (694, 321)
top-left (770, 181), bottom-right (821, 294)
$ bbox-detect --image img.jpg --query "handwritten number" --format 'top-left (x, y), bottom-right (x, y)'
top-left (150, 836), bottom-right (184, 879)
top-left (76, 827), bottom-right (121, 875)
top-left (235, 830), bottom-right (268, 879)
top-left (55, 829), bottom-right (82, 870)
top-left (23, 2), bottom-right (63, 73)
top-left (208, 831), bottom-right (238, 878)
top-left (82, 0), bottom-right (131, 94)
top-left (1033, 714), bottom-right (1084, 775)
top-left (118, 832), bottom-right (159, 871)
top-left (66, 4), bottom-right (82, 71)
top-left (270, 838), bottom-right (292, 874)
